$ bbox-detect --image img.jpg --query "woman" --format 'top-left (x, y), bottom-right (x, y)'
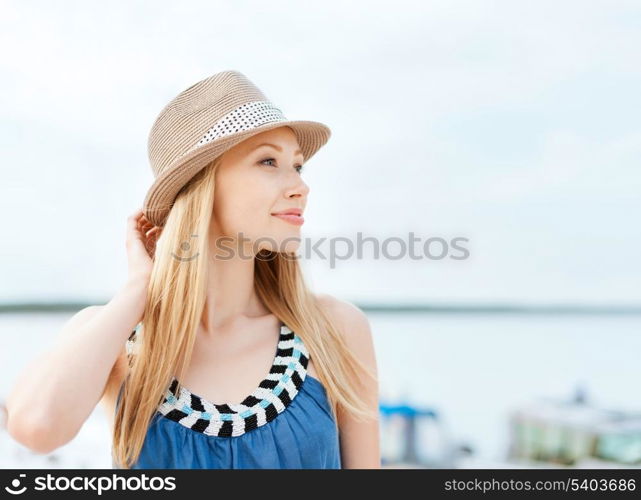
top-left (6, 70), bottom-right (380, 469)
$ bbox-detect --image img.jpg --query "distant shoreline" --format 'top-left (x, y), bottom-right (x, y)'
top-left (1, 302), bottom-right (641, 315)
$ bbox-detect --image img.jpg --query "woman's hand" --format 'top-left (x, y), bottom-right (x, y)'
top-left (125, 208), bottom-right (161, 285)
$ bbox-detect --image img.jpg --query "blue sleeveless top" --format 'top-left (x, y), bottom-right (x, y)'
top-left (112, 322), bottom-right (342, 469)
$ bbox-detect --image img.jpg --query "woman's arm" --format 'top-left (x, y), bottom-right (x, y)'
top-left (5, 278), bottom-right (147, 454)
top-left (6, 209), bottom-right (158, 454)
top-left (316, 294), bottom-right (382, 468)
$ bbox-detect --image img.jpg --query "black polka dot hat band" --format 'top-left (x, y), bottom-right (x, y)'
top-left (142, 70), bottom-right (332, 228)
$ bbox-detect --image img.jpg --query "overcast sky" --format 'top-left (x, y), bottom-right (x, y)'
top-left (1, 0), bottom-right (639, 305)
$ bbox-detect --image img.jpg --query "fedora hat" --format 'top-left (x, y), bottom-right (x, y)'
top-left (142, 70), bottom-right (331, 227)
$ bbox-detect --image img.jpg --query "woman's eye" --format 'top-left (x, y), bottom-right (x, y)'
top-left (260, 158), bottom-right (304, 174)
top-left (260, 158), bottom-right (277, 167)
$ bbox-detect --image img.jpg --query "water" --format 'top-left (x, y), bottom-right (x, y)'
top-left (369, 312), bottom-right (641, 464)
top-left (1, 311), bottom-right (640, 468)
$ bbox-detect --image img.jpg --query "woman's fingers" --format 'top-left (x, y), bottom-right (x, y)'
top-left (127, 209), bottom-right (144, 241)
top-left (127, 208), bottom-right (160, 244)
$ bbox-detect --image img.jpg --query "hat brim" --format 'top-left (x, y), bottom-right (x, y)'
top-left (142, 120), bottom-right (331, 227)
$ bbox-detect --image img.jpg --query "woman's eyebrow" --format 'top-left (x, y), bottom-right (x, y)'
top-left (252, 143), bottom-right (303, 157)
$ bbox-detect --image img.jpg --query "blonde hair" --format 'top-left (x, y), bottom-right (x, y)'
top-left (112, 155), bottom-right (378, 468)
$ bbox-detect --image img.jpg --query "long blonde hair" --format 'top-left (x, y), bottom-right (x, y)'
top-left (112, 155), bottom-right (378, 468)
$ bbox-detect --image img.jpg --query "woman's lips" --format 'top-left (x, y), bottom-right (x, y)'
top-left (272, 214), bottom-right (305, 226)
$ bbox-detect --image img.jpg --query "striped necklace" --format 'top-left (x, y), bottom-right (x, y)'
top-left (157, 323), bottom-right (311, 437)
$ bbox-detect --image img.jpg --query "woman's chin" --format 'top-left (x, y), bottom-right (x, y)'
top-left (255, 236), bottom-right (302, 256)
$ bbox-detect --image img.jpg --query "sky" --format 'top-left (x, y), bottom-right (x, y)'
top-left (1, 0), bottom-right (640, 305)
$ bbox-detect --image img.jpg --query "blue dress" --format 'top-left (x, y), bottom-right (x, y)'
top-left (112, 322), bottom-right (342, 469)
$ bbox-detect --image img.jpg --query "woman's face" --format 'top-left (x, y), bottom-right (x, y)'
top-left (212, 126), bottom-right (310, 256)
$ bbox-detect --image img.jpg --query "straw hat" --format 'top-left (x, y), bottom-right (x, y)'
top-left (142, 70), bottom-right (331, 227)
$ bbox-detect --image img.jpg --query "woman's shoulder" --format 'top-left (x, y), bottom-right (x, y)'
top-left (312, 293), bottom-right (378, 406)
top-left (314, 293), bottom-right (368, 322)
top-left (313, 293), bottom-right (373, 345)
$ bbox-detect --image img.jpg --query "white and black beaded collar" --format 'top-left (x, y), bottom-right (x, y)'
top-left (157, 323), bottom-right (311, 437)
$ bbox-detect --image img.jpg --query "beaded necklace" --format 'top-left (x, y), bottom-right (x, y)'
top-left (132, 323), bottom-right (312, 437)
